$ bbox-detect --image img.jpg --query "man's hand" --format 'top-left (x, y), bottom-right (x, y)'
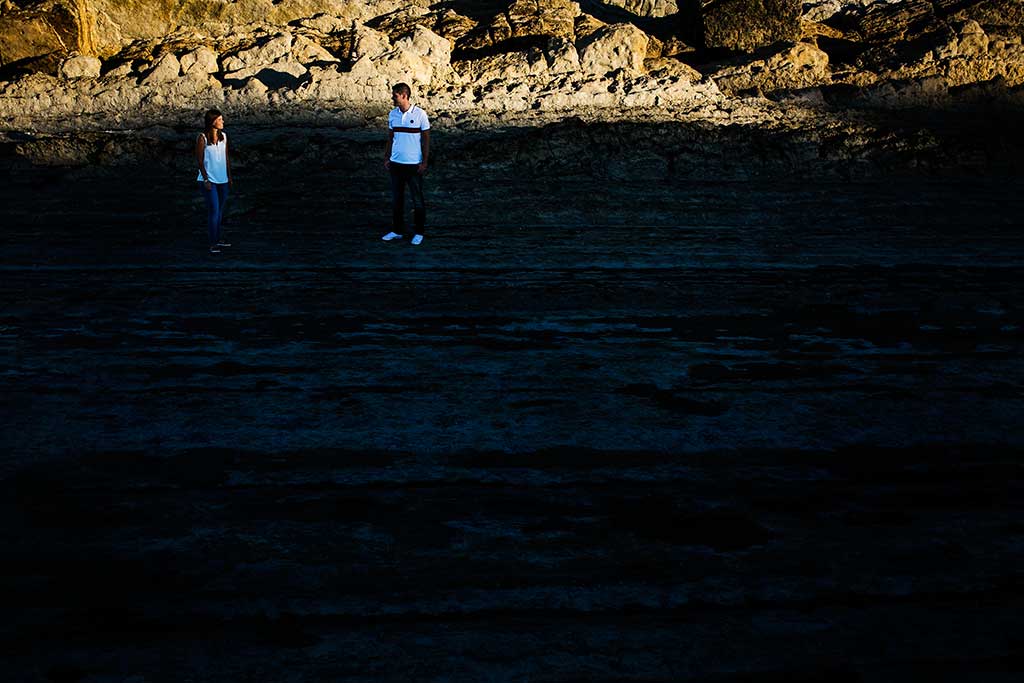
top-left (418, 162), bottom-right (428, 174)
top-left (204, 180), bottom-right (212, 190)
top-left (384, 159), bottom-right (391, 170)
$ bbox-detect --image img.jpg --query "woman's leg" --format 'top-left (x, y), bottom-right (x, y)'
top-left (199, 182), bottom-right (220, 246)
top-left (214, 182), bottom-right (230, 243)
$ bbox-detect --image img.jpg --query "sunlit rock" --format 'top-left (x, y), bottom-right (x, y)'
top-left (579, 23), bottom-right (650, 75)
top-left (222, 34), bottom-right (293, 73)
top-left (180, 46), bottom-right (219, 76)
top-left (59, 53), bottom-right (101, 79)
top-left (141, 52), bottom-right (180, 84)
top-left (600, 0), bottom-right (679, 18)
top-left (710, 42), bottom-right (830, 96)
top-left (458, 0), bottom-right (579, 51)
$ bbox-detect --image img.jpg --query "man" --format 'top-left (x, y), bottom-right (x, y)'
top-left (381, 82), bottom-right (430, 245)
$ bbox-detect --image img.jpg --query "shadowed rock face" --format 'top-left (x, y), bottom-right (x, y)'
top-left (700, 0), bottom-right (802, 51)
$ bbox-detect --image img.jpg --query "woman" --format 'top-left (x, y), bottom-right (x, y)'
top-left (195, 109), bottom-right (232, 254)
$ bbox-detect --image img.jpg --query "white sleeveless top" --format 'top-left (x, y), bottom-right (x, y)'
top-left (197, 132), bottom-right (228, 184)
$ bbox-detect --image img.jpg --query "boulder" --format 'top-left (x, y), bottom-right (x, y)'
top-left (366, 6), bottom-right (432, 42)
top-left (352, 26), bottom-right (392, 62)
top-left (291, 35), bottom-right (339, 64)
top-left (366, 25), bottom-right (452, 87)
top-left (546, 37), bottom-right (581, 75)
top-left (141, 52), bottom-right (180, 84)
top-left (60, 53), bottom-right (101, 79)
top-left (645, 56), bottom-right (703, 82)
top-left (221, 34), bottom-right (293, 73)
top-left (395, 25), bottom-right (451, 64)
top-left (458, 0), bottom-right (579, 51)
top-left (600, 0), bottom-right (679, 18)
top-left (454, 49), bottom-right (548, 83)
top-left (709, 42), bottom-right (830, 95)
top-left (180, 46), bottom-right (219, 75)
top-left (579, 23), bottom-right (650, 74)
top-left (700, 0), bottom-right (802, 52)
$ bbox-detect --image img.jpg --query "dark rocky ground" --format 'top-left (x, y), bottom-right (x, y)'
top-left (2, 121), bottom-right (1024, 681)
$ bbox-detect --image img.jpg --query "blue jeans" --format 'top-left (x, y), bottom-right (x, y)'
top-left (198, 181), bottom-right (229, 245)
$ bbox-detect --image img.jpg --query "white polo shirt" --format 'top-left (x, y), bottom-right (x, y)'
top-left (388, 105), bottom-right (430, 164)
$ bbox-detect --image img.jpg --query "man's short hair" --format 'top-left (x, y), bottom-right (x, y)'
top-left (392, 82), bottom-right (412, 98)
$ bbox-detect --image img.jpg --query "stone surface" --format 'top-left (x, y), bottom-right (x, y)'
top-left (59, 53), bottom-right (100, 79)
top-left (141, 52), bottom-right (180, 84)
top-left (458, 0), bottom-right (580, 51)
top-left (0, 5), bottom-right (69, 68)
top-left (180, 46), bottom-right (219, 75)
top-left (222, 33), bottom-right (294, 73)
top-left (701, 0), bottom-right (803, 52)
top-left (3, 0), bottom-right (1024, 130)
top-left (579, 23), bottom-right (650, 74)
top-left (600, 0), bottom-right (680, 17)
top-left (710, 42), bottom-right (831, 95)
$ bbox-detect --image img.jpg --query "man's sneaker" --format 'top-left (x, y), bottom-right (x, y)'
top-left (382, 231), bottom-right (403, 241)
top-left (411, 234), bottom-right (424, 245)
top-left (216, 241), bottom-right (231, 247)
top-left (209, 246), bottom-right (221, 254)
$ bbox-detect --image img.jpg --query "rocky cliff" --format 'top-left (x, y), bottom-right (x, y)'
top-left (1, 0), bottom-right (1023, 167)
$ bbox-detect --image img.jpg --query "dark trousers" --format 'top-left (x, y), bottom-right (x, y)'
top-left (199, 181), bottom-right (229, 245)
top-left (389, 163), bottom-right (425, 234)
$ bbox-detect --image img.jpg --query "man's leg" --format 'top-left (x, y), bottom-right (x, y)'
top-left (389, 165), bottom-right (407, 234)
top-left (408, 171), bottom-right (425, 236)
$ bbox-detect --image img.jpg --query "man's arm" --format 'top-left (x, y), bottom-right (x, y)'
top-left (384, 129), bottom-right (394, 169)
top-left (418, 129), bottom-right (430, 174)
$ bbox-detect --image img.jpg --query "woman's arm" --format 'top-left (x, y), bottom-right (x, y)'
top-left (195, 134), bottom-right (210, 188)
top-left (226, 134), bottom-right (232, 186)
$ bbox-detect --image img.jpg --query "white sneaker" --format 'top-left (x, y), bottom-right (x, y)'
top-left (411, 234), bottom-right (423, 245)
top-left (382, 231), bottom-right (403, 241)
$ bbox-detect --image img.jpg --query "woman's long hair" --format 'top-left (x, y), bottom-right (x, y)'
top-left (203, 109), bottom-right (223, 144)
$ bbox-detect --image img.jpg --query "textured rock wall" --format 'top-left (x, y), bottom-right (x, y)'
top-left (700, 0), bottom-right (802, 51)
top-left (2, 0), bottom-right (1024, 133)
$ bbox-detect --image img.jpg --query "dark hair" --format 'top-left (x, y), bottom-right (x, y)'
top-left (392, 82), bottom-right (411, 98)
top-left (203, 108), bottom-right (223, 144)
